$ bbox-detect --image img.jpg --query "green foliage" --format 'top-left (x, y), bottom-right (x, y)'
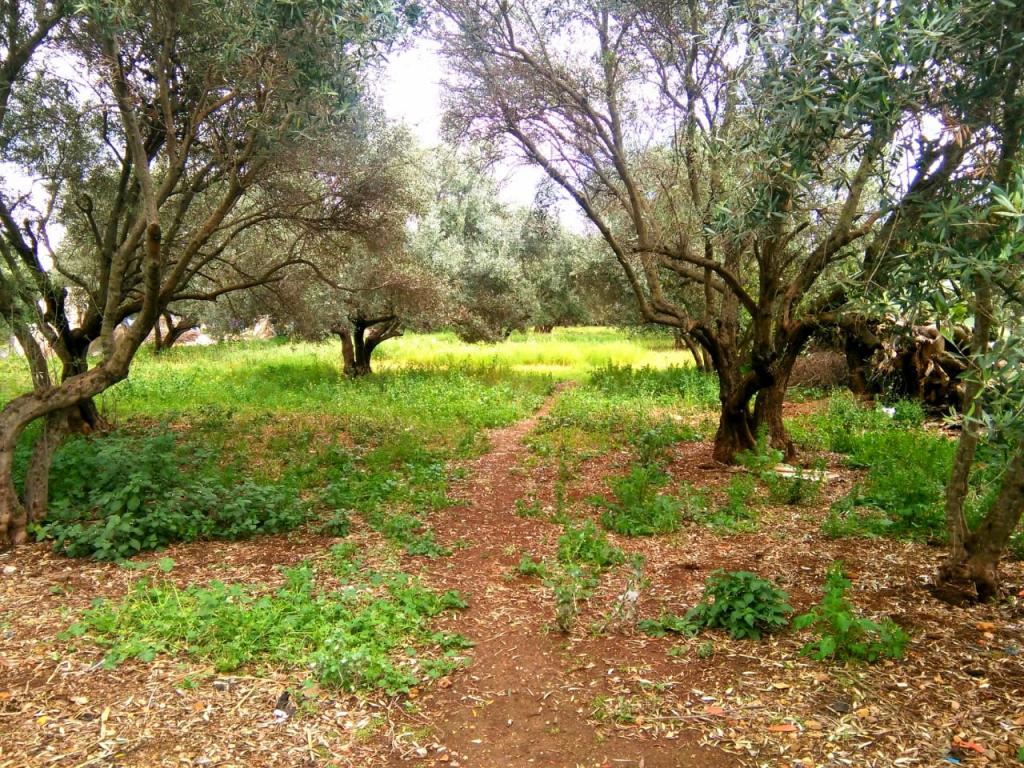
top-left (764, 465), bottom-right (823, 506)
top-left (630, 419), bottom-right (700, 465)
top-left (317, 510), bottom-right (352, 537)
top-left (590, 694), bottom-right (637, 724)
top-left (684, 474), bottom-right (759, 533)
top-left (843, 430), bottom-right (952, 538)
top-left (685, 571), bottom-right (792, 641)
top-left (514, 497), bottom-right (543, 518)
top-left (557, 520), bottom-right (625, 570)
top-left (552, 565), bottom-right (599, 633)
top-left (591, 465), bottom-right (681, 537)
top-left (63, 563), bottom-right (469, 695)
top-left (794, 563), bottom-right (909, 663)
top-left (516, 554), bottom-right (550, 579)
top-left (36, 431), bottom-right (305, 560)
top-left (320, 446), bottom-right (451, 557)
top-left (809, 393), bottom-right (955, 539)
top-left (588, 364), bottom-right (718, 406)
top-left (637, 613), bottom-right (698, 638)
top-left (735, 435), bottom-right (784, 474)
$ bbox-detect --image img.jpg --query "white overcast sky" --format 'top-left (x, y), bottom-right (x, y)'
top-left (378, 36), bottom-right (552, 211)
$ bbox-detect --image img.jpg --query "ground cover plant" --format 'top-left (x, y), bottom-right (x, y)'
top-left (640, 570), bottom-right (792, 641)
top-left (798, 393), bottom-right (963, 540)
top-left (63, 559), bottom-right (470, 695)
top-left (33, 431), bottom-right (305, 560)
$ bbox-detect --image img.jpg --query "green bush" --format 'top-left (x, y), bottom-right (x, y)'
top-left (794, 562), bottom-right (909, 662)
top-left (685, 570), bottom-right (791, 640)
top-left (557, 519), bottom-right (625, 569)
top-left (63, 563), bottom-right (469, 695)
top-left (592, 465), bottom-right (682, 536)
top-left (37, 432), bottom-right (305, 560)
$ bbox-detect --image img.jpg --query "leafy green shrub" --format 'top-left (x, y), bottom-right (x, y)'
top-left (37, 432), bottom-right (305, 560)
top-left (557, 520), bottom-right (625, 569)
top-left (686, 570), bottom-right (791, 640)
top-left (794, 562), bottom-right (909, 662)
top-left (592, 465), bottom-right (681, 536)
top-left (63, 564), bottom-right (469, 695)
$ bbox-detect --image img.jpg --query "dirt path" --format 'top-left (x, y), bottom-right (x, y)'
top-left (386, 388), bottom-right (738, 768)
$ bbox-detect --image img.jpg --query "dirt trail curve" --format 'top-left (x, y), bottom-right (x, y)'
top-left (385, 386), bottom-right (738, 768)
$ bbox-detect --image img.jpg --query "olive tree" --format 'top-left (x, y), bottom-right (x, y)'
top-left (437, 0), bottom-right (974, 461)
top-left (0, 0), bottom-right (416, 548)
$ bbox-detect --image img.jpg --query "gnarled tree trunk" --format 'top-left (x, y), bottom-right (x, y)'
top-left (752, 354), bottom-right (800, 461)
top-left (331, 313), bottom-right (403, 378)
top-left (711, 362), bottom-right (759, 463)
top-left (154, 310), bottom-right (198, 354)
top-left (938, 449), bottom-right (1024, 601)
top-left (0, 364), bottom-right (126, 550)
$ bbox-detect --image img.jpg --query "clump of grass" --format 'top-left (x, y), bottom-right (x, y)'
top-left (62, 562), bottom-right (470, 695)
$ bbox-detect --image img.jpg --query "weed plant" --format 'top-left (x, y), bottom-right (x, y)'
top-left (803, 393), bottom-right (957, 540)
top-left (63, 562), bottom-right (470, 695)
top-left (591, 465), bottom-right (682, 536)
top-left (640, 571), bottom-right (791, 641)
top-left (794, 562), bottom-right (908, 662)
top-left (35, 431), bottom-right (305, 560)
top-left (557, 520), bottom-right (625, 569)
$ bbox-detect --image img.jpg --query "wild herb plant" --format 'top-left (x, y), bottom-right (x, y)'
top-left (591, 465), bottom-right (682, 536)
top-left (557, 520), bottom-right (625, 569)
top-left (63, 562), bottom-right (470, 695)
top-left (36, 431), bottom-right (305, 560)
top-left (794, 562), bottom-right (908, 662)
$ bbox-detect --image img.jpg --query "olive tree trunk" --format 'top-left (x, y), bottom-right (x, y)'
top-left (331, 314), bottom-right (403, 378)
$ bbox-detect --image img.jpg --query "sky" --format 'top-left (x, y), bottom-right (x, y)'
top-left (377, 36), bottom-right (552, 212)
